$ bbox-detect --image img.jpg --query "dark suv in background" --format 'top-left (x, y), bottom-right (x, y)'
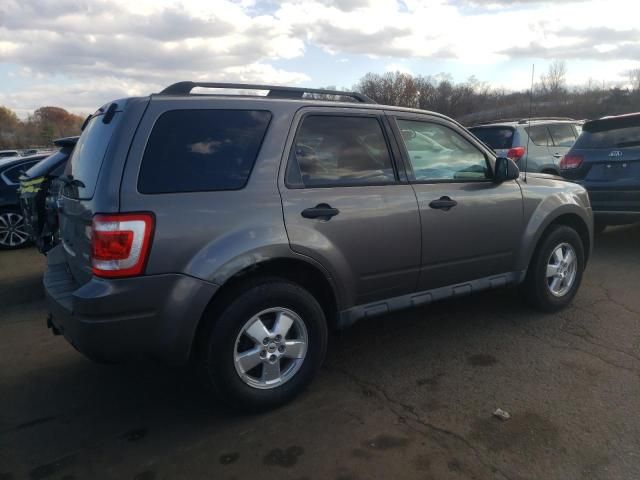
top-left (560, 113), bottom-right (640, 231)
top-left (44, 82), bottom-right (592, 410)
top-left (0, 153), bottom-right (49, 249)
top-left (469, 118), bottom-right (581, 175)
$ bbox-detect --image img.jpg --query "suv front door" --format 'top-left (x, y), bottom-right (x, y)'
top-left (390, 114), bottom-right (523, 291)
top-left (279, 108), bottom-right (421, 308)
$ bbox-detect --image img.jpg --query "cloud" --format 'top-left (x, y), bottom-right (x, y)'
top-left (0, 0), bottom-right (637, 114)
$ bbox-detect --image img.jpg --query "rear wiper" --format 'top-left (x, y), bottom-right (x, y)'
top-left (58, 174), bottom-right (86, 188)
top-left (615, 141), bottom-right (640, 148)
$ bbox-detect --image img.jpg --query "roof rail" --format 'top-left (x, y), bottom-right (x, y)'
top-left (470, 118), bottom-right (522, 127)
top-left (158, 81), bottom-right (376, 104)
top-left (516, 116), bottom-right (575, 124)
top-left (470, 116), bottom-right (577, 127)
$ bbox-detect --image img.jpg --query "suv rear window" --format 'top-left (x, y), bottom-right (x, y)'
top-left (525, 125), bottom-right (550, 146)
top-left (138, 110), bottom-right (271, 194)
top-left (547, 124), bottom-right (576, 147)
top-left (65, 112), bottom-right (120, 199)
top-left (468, 127), bottom-right (514, 150)
top-left (286, 115), bottom-right (395, 188)
top-left (574, 125), bottom-right (640, 149)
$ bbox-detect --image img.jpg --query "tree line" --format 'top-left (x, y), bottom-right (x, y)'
top-left (1, 62), bottom-right (639, 150)
top-left (353, 62), bottom-right (640, 125)
top-left (0, 106), bottom-right (85, 150)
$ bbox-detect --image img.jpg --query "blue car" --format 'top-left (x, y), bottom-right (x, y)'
top-left (560, 113), bottom-right (640, 232)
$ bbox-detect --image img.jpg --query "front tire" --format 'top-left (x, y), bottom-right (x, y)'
top-left (523, 225), bottom-right (585, 312)
top-left (197, 278), bottom-right (328, 411)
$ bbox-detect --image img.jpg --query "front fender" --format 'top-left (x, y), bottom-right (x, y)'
top-left (515, 185), bottom-right (593, 272)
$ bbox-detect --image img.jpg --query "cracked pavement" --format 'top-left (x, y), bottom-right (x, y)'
top-left (1, 224), bottom-right (639, 480)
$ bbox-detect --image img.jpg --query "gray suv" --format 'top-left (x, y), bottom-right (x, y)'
top-left (45, 83), bottom-right (593, 410)
top-left (469, 118), bottom-right (582, 175)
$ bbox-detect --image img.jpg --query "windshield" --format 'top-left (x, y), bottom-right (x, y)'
top-left (468, 126), bottom-right (514, 150)
top-left (64, 112), bottom-right (120, 199)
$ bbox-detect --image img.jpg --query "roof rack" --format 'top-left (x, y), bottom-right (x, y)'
top-left (471, 116), bottom-right (576, 127)
top-left (516, 116), bottom-right (575, 124)
top-left (158, 81), bottom-right (376, 104)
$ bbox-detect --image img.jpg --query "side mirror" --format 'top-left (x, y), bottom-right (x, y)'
top-left (494, 157), bottom-right (520, 183)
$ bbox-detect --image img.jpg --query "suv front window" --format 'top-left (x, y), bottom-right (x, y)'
top-left (398, 120), bottom-right (489, 182)
top-left (287, 115), bottom-right (395, 188)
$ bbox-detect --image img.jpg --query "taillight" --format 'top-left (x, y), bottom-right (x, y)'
top-left (91, 213), bottom-right (154, 278)
top-left (507, 146), bottom-right (526, 161)
top-left (559, 154), bottom-right (583, 170)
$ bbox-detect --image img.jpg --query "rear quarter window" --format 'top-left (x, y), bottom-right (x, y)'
top-left (468, 127), bottom-right (514, 150)
top-left (138, 109), bottom-right (271, 194)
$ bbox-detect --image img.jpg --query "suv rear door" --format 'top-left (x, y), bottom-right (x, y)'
top-left (279, 108), bottom-right (421, 307)
top-left (547, 123), bottom-right (578, 164)
top-left (390, 113), bottom-right (523, 290)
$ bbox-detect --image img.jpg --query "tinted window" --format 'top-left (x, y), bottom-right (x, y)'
top-left (65, 113), bottom-right (120, 199)
top-left (574, 125), bottom-right (640, 149)
top-left (139, 110), bottom-right (271, 194)
top-left (548, 124), bottom-right (576, 147)
top-left (288, 115), bottom-right (395, 187)
top-left (526, 125), bottom-right (550, 146)
top-left (468, 127), bottom-right (514, 150)
top-left (3, 161), bottom-right (39, 183)
top-left (399, 120), bottom-right (488, 181)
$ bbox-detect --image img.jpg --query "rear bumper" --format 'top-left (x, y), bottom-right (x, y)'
top-left (44, 245), bottom-right (218, 364)
top-left (571, 183), bottom-right (640, 224)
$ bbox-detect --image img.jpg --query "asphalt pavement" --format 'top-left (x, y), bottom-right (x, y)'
top-left (1, 224), bottom-right (639, 480)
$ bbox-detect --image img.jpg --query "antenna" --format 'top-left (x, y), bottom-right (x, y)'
top-left (524, 64), bottom-right (535, 183)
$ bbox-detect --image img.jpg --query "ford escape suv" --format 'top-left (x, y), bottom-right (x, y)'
top-left (45, 82), bottom-right (593, 410)
top-left (469, 118), bottom-right (581, 175)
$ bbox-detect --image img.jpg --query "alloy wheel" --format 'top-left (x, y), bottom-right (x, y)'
top-left (0, 211), bottom-right (28, 248)
top-left (546, 242), bottom-right (577, 297)
top-left (233, 307), bottom-right (308, 390)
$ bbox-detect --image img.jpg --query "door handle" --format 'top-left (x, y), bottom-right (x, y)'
top-left (552, 153), bottom-right (563, 158)
top-left (429, 196), bottom-right (457, 211)
top-left (301, 204), bottom-right (340, 220)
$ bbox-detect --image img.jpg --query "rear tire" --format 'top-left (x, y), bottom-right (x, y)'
top-left (197, 277), bottom-right (328, 411)
top-left (523, 225), bottom-right (585, 312)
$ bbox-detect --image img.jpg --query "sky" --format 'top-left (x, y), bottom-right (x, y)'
top-left (0, 0), bottom-right (639, 117)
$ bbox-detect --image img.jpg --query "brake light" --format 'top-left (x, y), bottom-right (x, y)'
top-left (91, 213), bottom-right (154, 278)
top-left (507, 146), bottom-right (526, 161)
top-left (559, 154), bottom-right (583, 170)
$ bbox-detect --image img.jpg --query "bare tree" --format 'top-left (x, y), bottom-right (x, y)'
top-left (540, 60), bottom-right (567, 97)
top-left (628, 68), bottom-right (640, 91)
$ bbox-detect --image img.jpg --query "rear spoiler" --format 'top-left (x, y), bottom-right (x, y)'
top-left (584, 113), bottom-right (640, 133)
top-left (53, 136), bottom-right (80, 148)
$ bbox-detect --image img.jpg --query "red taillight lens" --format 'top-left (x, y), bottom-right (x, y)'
top-left (559, 154), bottom-right (583, 170)
top-left (91, 213), bottom-right (154, 278)
top-left (507, 146), bottom-right (526, 161)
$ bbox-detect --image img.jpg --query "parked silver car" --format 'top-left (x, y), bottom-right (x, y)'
top-left (469, 118), bottom-right (582, 175)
